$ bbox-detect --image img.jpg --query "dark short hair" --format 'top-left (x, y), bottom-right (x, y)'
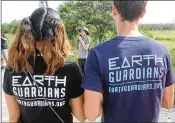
top-left (113, 1), bottom-right (147, 21)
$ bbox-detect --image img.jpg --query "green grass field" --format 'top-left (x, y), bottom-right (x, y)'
top-left (159, 40), bottom-right (175, 53)
top-left (6, 31), bottom-right (175, 49)
top-left (4, 31), bottom-right (175, 103)
top-left (5, 31), bottom-right (175, 72)
top-left (149, 30), bottom-right (175, 41)
top-left (6, 33), bottom-right (15, 47)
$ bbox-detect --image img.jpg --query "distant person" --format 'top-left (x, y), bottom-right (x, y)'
top-left (1, 33), bottom-right (8, 69)
top-left (3, 8), bottom-right (85, 123)
top-left (82, 1), bottom-right (175, 122)
top-left (78, 27), bottom-right (90, 74)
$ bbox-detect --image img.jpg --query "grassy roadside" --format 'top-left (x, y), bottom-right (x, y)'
top-left (4, 33), bottom-right (175, 103)
top-left (5, 33), bottom-right (175, 72)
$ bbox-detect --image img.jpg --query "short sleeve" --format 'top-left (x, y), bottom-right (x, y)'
top-left (165, 52), bottom-right (175, 87)
top-left (81, 48), bottom-right (103, 93)
top-left (85, 37), bottom-right (90, 45)
top-left (69, 63), bottom-right (84, 98)
top-left (3, 68), bottom-right (14, 95)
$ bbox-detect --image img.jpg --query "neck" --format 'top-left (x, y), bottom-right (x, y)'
top-left (117, 21), bottom-right (143, 37)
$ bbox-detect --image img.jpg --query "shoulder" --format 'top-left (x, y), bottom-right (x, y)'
top-left (86, 35), bottom-right (90, 39)
top-left (85, 36), bottom-right (91, 41)
top-left (91, 37), bottom-right (116, 53)
top-left (61, 62), bottom-right (82, 77)
top-left (64, 61), bottom-right (78, 67)
top-left (4, 65), bottom-right (24, 76)
top-left (140, 37), bottom-right (171, 61)
top-left (145, 36), bottom-right (169, 53)
top-left (63, 62), bottom-right (80, 71)
top-left (3, 67), bottom-right (14, 82)
top-left (4, 66), bottom-right (13, 74)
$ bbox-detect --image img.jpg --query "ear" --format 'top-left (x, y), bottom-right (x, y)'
top-left (112, 3), bottom-right (118, 17)
top-left (140, 8), bottom-right (146, 19)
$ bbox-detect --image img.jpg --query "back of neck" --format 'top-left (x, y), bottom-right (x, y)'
top-left (117, 21), bottom-right (143, 37)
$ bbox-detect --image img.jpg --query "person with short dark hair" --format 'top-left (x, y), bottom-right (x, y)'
top-left (78, 27), bottom-right (90, 74)
top-left (82, 1), bottom-right (175, 122)
top-left (3, 8), bottom-right (85, 123)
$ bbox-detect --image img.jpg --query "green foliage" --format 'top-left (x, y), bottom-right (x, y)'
top-left (2, 20), bottom-right (20, 34)
top-left (66, 51), bottom-right (78, 63)
top-left (159, 40), bottom-right (175, 51)
top-left (4, 33), bottom-right (175, 101)
top-left (149, 30), bottom-right (175, 41)
top-left (140, 23), bottom-right (175, 30)
top-left (170, 48), bottom-right (175, 73)
top-left (5, 33), bottom-right (15, 47)
top-left (139, 25), bottom-right (154, 38)
top-left (2, 23), bottom-right (10, 34)
top-left (170, 48), bottom-right (175, 103)
top-left (58, 1), bottom-right (116, 48)
top-left (2, 0), bottom-right (175, 102)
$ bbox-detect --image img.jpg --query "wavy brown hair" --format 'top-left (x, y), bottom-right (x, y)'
top-left (8, 20), bottom-right (70, 75)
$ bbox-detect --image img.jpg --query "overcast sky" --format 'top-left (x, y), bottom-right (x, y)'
top-left (2, 1), bottom-right (175, 24)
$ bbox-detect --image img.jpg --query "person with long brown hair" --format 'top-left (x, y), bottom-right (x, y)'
top-left (3, 7), bottom-right (85, 123)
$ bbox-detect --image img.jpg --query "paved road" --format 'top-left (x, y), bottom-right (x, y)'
top-left (1, 69), bottom-right (175, 122)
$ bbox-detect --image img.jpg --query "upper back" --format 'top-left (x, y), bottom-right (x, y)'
top-left (3, 56), bottom-right (83, 123)
top-left (82, 36), bottom-right (174, 122)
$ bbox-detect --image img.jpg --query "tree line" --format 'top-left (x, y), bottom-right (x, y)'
top-left (1, 1), bottom-right (175, 47)
top-left (140, 24), bottom-right (175, 30)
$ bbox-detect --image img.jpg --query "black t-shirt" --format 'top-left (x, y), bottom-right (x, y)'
top-left (3, 56), bottom-right (84, 123)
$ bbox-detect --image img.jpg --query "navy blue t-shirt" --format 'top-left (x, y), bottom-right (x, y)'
top-left (81, 36), bottom-right (175, 122)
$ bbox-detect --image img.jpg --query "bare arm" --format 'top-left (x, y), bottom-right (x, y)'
top-left (71, 95), bottom-right (86, 122)
top-left (162, 84), bottom-right (174, 109)
top-left (84, 90), bottom-right (103, 121)
top-left (5, 94), bottom-right (20, 122)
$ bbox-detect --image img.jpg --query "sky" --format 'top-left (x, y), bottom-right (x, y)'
top-left (2, 1), bottom-right (175, 24)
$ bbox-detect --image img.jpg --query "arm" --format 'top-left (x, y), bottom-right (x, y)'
top-left (3, 69), bottom-right (20, 122)
top-left (5, 94), bottom-right (20, 122)
top-left (161, 49), bottom-right (175, 109)
top-left (81, 49), bottom-right (104, 121)
top-left (69, 63), bottom-right (86, 122)
top-left (84, 90), bottom-right (102, 121)
top-left (2, 49), bottom-right (8, 59)
top-left (162, 84), bottom-right (174, 109)
top-left (79, 37), bottom-right (89, 51)
top-left (71, 95), bottom-right (86, 122)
